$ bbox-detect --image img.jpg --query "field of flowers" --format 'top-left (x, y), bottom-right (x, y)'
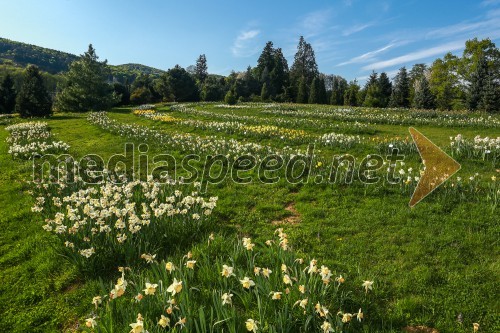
top-left (0, 102), bottom-right (499, 333)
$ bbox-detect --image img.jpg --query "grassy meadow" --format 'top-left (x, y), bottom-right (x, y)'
top-left (0, 103), bottom-right (499, 332)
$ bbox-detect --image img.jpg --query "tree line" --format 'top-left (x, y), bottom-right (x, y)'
top-left (0, 37), bottom-right (498, 116)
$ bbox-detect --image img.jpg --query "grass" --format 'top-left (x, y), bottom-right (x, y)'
top-left (1, 102), bottom-right (499, 332)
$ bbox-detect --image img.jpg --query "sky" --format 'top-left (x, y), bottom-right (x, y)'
top-left (1, 0), bottom-right (499, 83)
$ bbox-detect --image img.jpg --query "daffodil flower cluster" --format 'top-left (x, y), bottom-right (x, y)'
top-left (261, 105), bottom-right (500, 128)
top-left (5, 121), bottom-right (70, 159)
top-left (36, 179), bottom-right (217, 269)
top-left (450, 134), bottom-right (499, 161)
top-left (88, 111), bottom-right (303, 159)
top-left (82, 229), bottom-right (372, 332)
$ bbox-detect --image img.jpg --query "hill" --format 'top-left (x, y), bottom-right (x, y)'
top-left (0, 37), bottom-right (165, 82)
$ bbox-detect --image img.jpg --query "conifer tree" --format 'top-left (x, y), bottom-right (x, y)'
top-left (377, 72), bottom-right (392, 107)
top-left (55, 44), bottom-right (116, 112)
top-left (413, 76), bottom-right (435, 109)
top-left (290, 36), bottom-right (319, 87)
top-left (467, 54), bottom-right (488, 110)
top-left (389, 67), bottom-right (410, 108)
top-left (16, 65), bottom-right (52, 117)
top-left (308, 77), bottom-right (320, 104)
top-left (479, 71), bottom-right (499, 113)
top-left (0, 74), bottom-right (16, 113)
top-left (261, 82), bottom-right (270, 101)
top-left (195, 54), bottom-right (208, 84)
top-left (296, 76), bottom-right (308, 104)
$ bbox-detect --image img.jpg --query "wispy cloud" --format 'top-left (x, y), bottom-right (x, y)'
top-left (337, 42), bottom-right (397, 66)
top-left (363, 40), bottom-right (464, 70)
top-left (231, 29), bottom-right (260, 57)
top-left (481, 0), bottom-right (500, 6)
top-left (342, 22), bottom-right (375, 36)
top-left (299, 9), bottom-right (335, 38)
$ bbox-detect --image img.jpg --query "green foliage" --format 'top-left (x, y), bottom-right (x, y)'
top-left (201, 77), bottom-right (225, 102)
top-left (16, 65), bottom-right (52, 117)
top-left (363, 72), bottom-right (382, 107)
top-left (479, 71), bottom-right (500, 113)
top-left (330, 75), bottom-right (348, 105)
top-left (130, 87), bottom-right (153, 105)
top-left (413, 76), bottom-right (435, 109)
top-left (112, 82), bottom-right (130, 106)
top-left (54, 45), bottom-right (116, 112)
top-left (296, 76), bottom-right (308, 104)
top-left (0, 74), bottom-right (16, 113)
top-left (224, 89), bottom-right (237, 105)
top-left (290, 36), bottom-right (319, 88)
top-left (389, 67), bottom-right (410, 108)
top-left (163, 65), bottom-right (199, 102)
top-left (377, 72), bottom-right (392, 108)
top-left (308, 77), bottom-right (327, 104)
top-left (344, 80), bottom-right (360, 106)
top-left (195, 54), bottom-right (208, 84)
top-left (260, 82), bottom-right (270, 101)
top-left (0, 37), bottom-right (78, 74)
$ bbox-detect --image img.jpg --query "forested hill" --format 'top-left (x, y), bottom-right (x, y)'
top-left (0, 38), bottom-right (77, 74)
top-left (0, 37), bottom-right (165, 81)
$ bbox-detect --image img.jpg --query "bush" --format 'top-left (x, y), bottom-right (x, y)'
top-left (224, 90), bottom-right (237, 105)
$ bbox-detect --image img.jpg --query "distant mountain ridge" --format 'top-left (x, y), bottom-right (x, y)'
top-left (0, 37), bottom-right (165, 82)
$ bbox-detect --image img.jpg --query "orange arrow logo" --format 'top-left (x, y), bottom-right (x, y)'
top-left (408, 127), bottom-right (461, 207)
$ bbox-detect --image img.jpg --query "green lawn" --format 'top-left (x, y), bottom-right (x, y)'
top-left (1, 103), bottom-right (499, 332)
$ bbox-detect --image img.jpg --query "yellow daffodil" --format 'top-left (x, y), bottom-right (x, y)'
top-left (362, 280), bottom-right (374, 293)
top-left (473, 323), bottom-right (480, 332)
top-left (357, 308), bottom-right (363, 322)
top-left (262, 268), bottom-right (272, 278)
top-left (143, 282), bottom-right (158, 296)
top-left (321, 321), bottom-right (333, 333)
top-left (85, 317), bottom-right (97, 328)
top-left (167, 278), bottom-right (183, 295)
top-left (185, 260), bottom-right (196, 269)
top-left (91, 296), bottom-right (102, 309)
top-left (254, 266), bottom-right (261, 276)
top-left (221, 265), bottom-right (235, 278)
top-left (283, 274), bottom-right (292, 285)
top-left (246, 319), bottom-right (258, 332)
top-left (294, 298), bottom-right (308, 309)
top-left (221, 292), bottom-right (233, 305)
top-left (158, 315), bottom-right (170, 328)
top-left (298, 285), bottom-right (305, 294)
top-left (240, 276), bottom-right (255, 289)
top-left (165, 262), bottom-right (175, 273)
top-left (270, 291), bottom-right (282, 300)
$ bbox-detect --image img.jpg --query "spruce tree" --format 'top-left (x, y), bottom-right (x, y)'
top-left (55, 44), bottom-right (116, 112)
top-left (467, 54), bottom-right (488, 110)
top-left (389, 67), bottom-right (410, 108)
top-left (318, 77), bottom-right (327, 104)
top-left (377, 72), bottom-right (392, 108)
top-left (308, 77), bottom-right (320, 104)
top-left (296, 76), bottom-right (308, 104)
top-left (261, 82), bottom-right (270, 101)
top-left (270, 48), bottom-right (289, 96)
top-left (413, 76), bottom-right (435, 109)
top-left (362, 71), bottom-right (380, 107)
top-left (195, 54), bottom-right (208, 84)
top-left (16, 65), bottom-right (52, 117)
top-left (479, 71), bottom-right (499, 113)
top-left (0, 74), bottom-right (16, 113)
top-left (290, 36), bottom-right (319, 89)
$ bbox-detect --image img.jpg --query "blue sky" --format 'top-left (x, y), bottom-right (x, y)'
top-left (1, 0), bottom-right (499, 82)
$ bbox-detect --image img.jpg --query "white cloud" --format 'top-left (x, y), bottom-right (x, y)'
top-left (362, 40), bottom-right (465, 70)
top-left (231, 29), bottom-right (260, 57)
top-left (342, 23), bottom-right (375, 36)
top-left (337, 42), bottom-right (396, 66)
top-left (481, 0), bottom-right (500, 6)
